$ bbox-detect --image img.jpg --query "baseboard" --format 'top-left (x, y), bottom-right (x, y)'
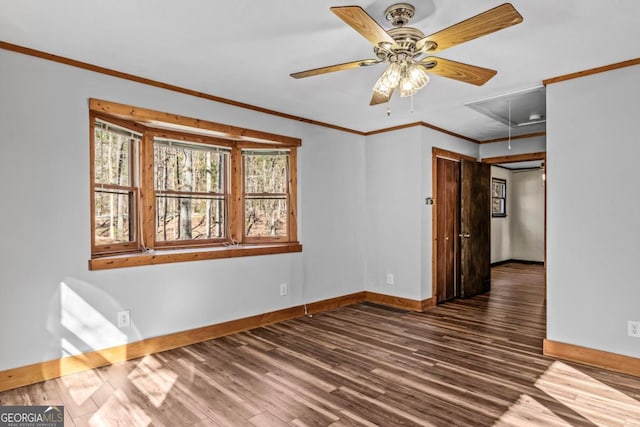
top-left (543, 339), bottom-right (640, 377)
top-left (491, 259), bottom-right (545, 267)
top-left (365, 291), bottom-right (432, 312)
top-left (0, 290), bottom-right (434, 392)
top-left (307, 291), bottom-right (366, 314)
top-left (0, 291), bottom-right (365, 393)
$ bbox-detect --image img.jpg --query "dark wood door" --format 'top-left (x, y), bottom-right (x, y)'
top-left (435, 157), bottom-right (460, 303)
top-left (460, 159), bottom-right (491, 298)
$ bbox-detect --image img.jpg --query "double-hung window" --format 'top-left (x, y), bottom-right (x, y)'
top-left (243, 150), bottom-right (290, 241)
top-left (154, 139), bottom-right (229, 246)
top-left (91, 119), bottom-right (141, 254)
top-left (89, 99), bottom-right (301, 269)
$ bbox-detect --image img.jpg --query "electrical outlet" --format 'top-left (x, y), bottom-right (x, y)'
top-left (628, 321), bottom-right (640, 338)
top-left (386, 273), bottom-right (394, 285)
top-left (280, 283), bottom-right (288, 296)
top-left (117, 310), bottom-right (130, 328)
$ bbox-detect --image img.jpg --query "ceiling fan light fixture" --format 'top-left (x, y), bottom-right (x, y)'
top-left (373, 62), bottom-right (402, 95)
top-left (399, 64), bottom-right (429, 97)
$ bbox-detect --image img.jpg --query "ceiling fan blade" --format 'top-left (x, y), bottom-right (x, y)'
top-left (370, 88), bottom-right (393, 106)
top-left (421, 57), bottom-right (497, 86)
top-left (331, 6), bottom-right (396, 47)
top-left (290, 59), bottom-right (379, 79)
top-left (416, 3), bottom-right (523, 53)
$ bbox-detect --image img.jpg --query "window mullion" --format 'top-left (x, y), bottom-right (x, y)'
top-left (90, 117), bottom-right (97, 252)
top-left (140, 134), bottom-right (156, 249)
top-left (289, 148), bottom-right (298, 242)
top-left (230, 146), bottom-right (243, 243)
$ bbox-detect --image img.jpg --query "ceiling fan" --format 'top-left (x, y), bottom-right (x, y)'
top-left (291, 3), bottom-right (523, 106)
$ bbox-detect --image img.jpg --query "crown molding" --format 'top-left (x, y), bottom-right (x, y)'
top-left (1, 40), bottom-right (482, 143)
top-left (0, 40), bottom-right (365, 136)
top-left (543, 58), bottom-right (640, 86)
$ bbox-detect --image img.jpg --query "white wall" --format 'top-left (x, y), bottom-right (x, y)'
top-left (491, 167), bottom-right (513, 263)
top-left (364, 126), bottom-right (478, 301)
top-left (491, 167), bottom-right (545, 264)
top-left (511, 169), bottom-right (545, 262)
top-left (547, 64), bottom-right (640, 358)
top-left (365, 127), bottom-right (423, 301)
top-left (0, 50), bottom-right (368, 371)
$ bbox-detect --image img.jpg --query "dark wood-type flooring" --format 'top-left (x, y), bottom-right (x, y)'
top-left (1, 263), bottom-right (639, 426)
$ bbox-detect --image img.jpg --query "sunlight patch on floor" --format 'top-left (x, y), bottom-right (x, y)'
top-left (59, 366), bottom-right (104, 407)
top-left (535, 361), bottom-right (640, 426)
top-left (128, 356), bottom-right (177, 408)
top-left (493, 394), bottom-right (573, 426)
top-left (89, 389), bottom-right (151, 427)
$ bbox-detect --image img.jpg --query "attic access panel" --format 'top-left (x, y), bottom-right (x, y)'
top-left (465, 86), bottom-right (546, 130)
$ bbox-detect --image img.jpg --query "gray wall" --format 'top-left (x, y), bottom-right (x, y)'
top-left (0, 50), bottom-right (368, 371)
top-left (364, 127), bottom-right (478, 301)
top-left (547, 64), bottom-right (640, 358)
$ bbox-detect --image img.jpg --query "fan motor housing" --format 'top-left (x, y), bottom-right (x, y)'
top-left (374, 27), bottom-right (426, 60)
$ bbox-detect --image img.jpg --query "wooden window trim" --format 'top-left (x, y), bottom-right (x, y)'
top-left (491, 177), bottom-right (507, 218)
top-left (89, 98), bottom-right (302, 147)
top-left (89, 100), bottom-right (301, 269)
top-left (89, 243), bottom-right (303, 270)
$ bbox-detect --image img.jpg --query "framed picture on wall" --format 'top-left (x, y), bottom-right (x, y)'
top-left (492, 178), bottom-right (506, 217)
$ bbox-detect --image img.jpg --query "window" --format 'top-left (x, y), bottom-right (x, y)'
top-left (154, 139), bottom-right (229, 246)
top-left (491, 178), bottom-right (507, 217)
top-left (91, 120), bottom-right (140, 254)
top-left (89, 99), bottom-right (300, 269)
top-left (244, 150), bottom-right (290, 241)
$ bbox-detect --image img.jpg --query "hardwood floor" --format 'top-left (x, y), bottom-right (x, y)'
top-left (1, 263), bottom-right (639, 426)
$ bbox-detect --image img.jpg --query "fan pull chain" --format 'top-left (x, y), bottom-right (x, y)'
top-left (387, 101), bottom-right (391, 117)
top-left (410, 94), bottom-right (414, 113)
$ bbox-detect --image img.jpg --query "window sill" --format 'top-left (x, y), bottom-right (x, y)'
top-left (88, 242), bottom-right (302, 271)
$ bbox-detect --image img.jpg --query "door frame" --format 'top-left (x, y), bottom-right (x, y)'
top-left (480, 151), bottom-right (547, 300)
top-left (431, 147), bottom-right (476, 305)
top-left (432, 148), bottom-right (547, 305)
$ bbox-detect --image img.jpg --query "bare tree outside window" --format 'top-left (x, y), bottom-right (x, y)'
top-left (244, 151), bottom-right (289, 239)
top-left (154, 140), bottom-right (228, 244)
top-left (93, 120), bottom-right (138, 248)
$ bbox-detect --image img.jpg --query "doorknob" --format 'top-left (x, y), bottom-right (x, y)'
top-left (459, 232), bottom-right (471, 238)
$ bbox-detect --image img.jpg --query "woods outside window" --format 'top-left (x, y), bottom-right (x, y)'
top-left (243, 150), bottom-right (290, 242)
top-left (92, 120), bottom-right (140, 253)
top-left (89, 99), bottom-right (300, 268)
top-left (154, 139), bottom-right (229, 246)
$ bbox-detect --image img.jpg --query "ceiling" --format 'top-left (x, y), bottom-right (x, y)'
top-left (1, 1), bottom-right (639, 141)
top-left (497, 160), bottom-right (543, 170)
